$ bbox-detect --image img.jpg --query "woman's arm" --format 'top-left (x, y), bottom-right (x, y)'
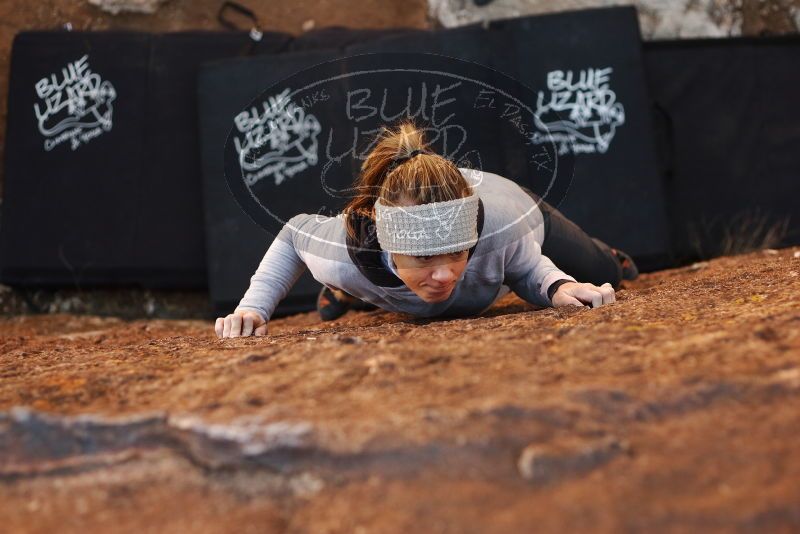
top-left (235, 237), bottom-right (308, 320)
top-left (502, 231), bottom-right (577, 308)
top-left (216, 219), bottom-right (308, 338)
top-left (502, 232), bottom-right (616, 309)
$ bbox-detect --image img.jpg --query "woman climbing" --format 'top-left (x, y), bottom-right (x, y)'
top-left (214, 121), bottom-right (638, 338)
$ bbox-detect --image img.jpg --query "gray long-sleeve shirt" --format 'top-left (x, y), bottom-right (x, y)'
top-left (235, 168), bottom-right (576, 321)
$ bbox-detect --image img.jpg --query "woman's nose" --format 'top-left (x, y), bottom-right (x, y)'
top-left (431, 266), bottom-right (455, 283)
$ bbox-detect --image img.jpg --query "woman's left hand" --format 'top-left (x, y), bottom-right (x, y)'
top-left (552, 282), bottom-right (615, 308)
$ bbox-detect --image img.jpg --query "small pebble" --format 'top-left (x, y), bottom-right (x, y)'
top-left (334, 335), bottom-right (363, 344)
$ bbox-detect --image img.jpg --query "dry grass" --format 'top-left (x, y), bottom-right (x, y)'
top-left (687, 207), bottom-right (791, 259)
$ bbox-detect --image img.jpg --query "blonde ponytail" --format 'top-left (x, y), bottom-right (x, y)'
top-left (343, 121), bottom-right (472, 241)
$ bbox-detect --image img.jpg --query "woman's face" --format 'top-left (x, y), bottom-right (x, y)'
top-left (391, 250), bottom-right (469, 303)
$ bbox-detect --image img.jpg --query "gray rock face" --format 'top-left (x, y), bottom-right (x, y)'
top-left (517, 436), bottom-right (630, 484)
top-left (88, 0), bottom-right (167, 15)
top-left (428, 0), bottom-right (744, 39)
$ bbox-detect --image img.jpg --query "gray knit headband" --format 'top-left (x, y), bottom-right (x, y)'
top-left (373, 193), bottom-right (480, 255)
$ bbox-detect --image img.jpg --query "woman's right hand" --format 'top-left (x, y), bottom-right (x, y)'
top-left (215, 310), bottom-right (268, 338)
